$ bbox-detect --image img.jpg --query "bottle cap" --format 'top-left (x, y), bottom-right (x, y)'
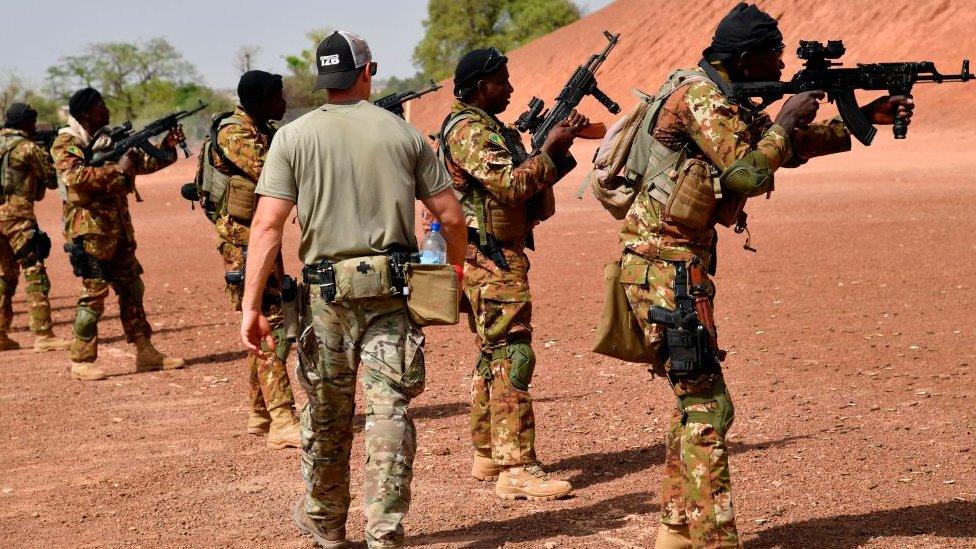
top-left (431, 222), bottom-right (441, 231)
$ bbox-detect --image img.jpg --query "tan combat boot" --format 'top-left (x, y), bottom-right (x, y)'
top-left (495, 465), bottom-right (573, 501)
top-left (247, 409), bottom-right (271, 435)
top-left (134, 335), bottom-right (185, 371)
top-left (266, 406), bottom-right (301, 449)
top-left (0, 333), bottom-right (21, 351)
top-left (292, 497), bottom-right (350, 548)
top-left (471, 455), bottom-right (501, 481)
top-left (70, 361), bottom-right (107, 381)
top-left (655, 523), bottom-right (692, 549)
top-left (33, 332), bottom-right (70, 353)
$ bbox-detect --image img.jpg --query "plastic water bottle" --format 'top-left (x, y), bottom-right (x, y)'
top-left (419, 222), bottom-right (447, 264)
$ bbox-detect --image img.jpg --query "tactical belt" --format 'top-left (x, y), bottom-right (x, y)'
top-left (303, 251), bottom-right (412, 303)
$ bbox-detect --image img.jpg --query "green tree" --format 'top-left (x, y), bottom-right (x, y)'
top-left (46, 38), bottom-right (198, 122)
top-left (414, 0), bottom-right (580, 80)
top-left (0, 74), bottom-right (62, 126)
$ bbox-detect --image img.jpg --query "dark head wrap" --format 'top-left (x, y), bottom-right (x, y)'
top-left (453, 47), bottom-right (508, 99)
top-left (68, 87), bottom-right (103, 119)
top-left (703, 2), bottom-right (784, 62)
top-left (237, 70), bottom-right (283, 112)
top-left (4, 103), bottom-right (37, 128)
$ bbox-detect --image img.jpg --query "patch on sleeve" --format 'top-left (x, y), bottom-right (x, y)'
top-left (488, 133), bottom-right (505, 147)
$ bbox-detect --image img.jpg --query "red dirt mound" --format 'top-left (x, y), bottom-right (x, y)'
top-left (410, 0), bottom-right (976, 136)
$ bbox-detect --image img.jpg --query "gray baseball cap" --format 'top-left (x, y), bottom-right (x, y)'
top-left (314, 31), bottom-right (373, 91)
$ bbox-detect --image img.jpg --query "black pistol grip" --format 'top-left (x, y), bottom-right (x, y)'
top-left (591, 85), bottom-right (620, 114)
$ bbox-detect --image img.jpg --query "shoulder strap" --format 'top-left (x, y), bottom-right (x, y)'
top-left (208, 112), bottom-right (248, 177)
top-left (0, 136), bottom-right (28, 194)
top-left (437, 111), bottom-right (491, 246)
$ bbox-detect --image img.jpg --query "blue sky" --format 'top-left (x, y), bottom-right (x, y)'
top-left (0, 0), bottom-right (614, 90)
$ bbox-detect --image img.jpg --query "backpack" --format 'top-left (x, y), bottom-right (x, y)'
top-left (579, 70), bottom-right (708, 220)
top-left (0, 134), bottom-right (28, 197)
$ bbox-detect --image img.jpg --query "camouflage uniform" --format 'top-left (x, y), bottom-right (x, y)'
top-left (210, 107), bottom-right (296, 421)
top-left (298, 287), bottom-right (425, 548)
top-left (0, 129), bottom-right (57, 337)
top-left (442, 101), bottom-right (574, 467)
top-left (619, 66), bottom-right (851, 547)
top-left (51, 130), bottom-right (174, 363)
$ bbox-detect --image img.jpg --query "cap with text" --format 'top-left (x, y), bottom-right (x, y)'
top-left (314, 31), bottom-right (372, 91)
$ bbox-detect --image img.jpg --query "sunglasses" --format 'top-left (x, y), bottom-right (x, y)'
top-left (366, 61), bottom-right (377, 77)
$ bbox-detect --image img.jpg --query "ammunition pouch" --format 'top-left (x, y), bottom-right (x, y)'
top-left (14, 224), bottom-right (51, 268)
top-left (405, 262), bottom-right (459, 327)
top-left (63, 239), bottom-right (107, 280)
top-left (484, 197), bottom-right (528, 244)
top-left (226, 175), bottom-right (257, 222)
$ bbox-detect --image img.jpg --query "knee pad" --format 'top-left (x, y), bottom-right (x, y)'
top-left (678, 382), bottom-right (735, 438)
top-left (74, 306), bottom-right (100, 341)
top-left (504, 341), bottom-right (535, 391)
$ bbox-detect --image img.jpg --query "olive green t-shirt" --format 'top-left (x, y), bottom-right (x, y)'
top-left (256, 100), bottom-right (452, 263)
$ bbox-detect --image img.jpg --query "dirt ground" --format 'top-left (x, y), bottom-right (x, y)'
top-left (0, 125), bottom-right (974, 548)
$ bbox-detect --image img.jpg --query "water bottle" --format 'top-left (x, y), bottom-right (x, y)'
top-left (419, 222), bottom-right (447, 264)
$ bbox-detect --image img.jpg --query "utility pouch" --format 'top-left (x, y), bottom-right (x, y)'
top-left (405, 263), bottom-right (459, 327)
top-left (526, 187), bottom-right (556, 224)
top-left (226, 175), bottom-right (257, 222)
top-left (333, 255), bottom-right (398, 302)
top-left (665, 158), bottom-right (719, 231)
top-left (281, 275), bottom-right (300, 341)
top-left (592, 260), bottom-right (653, 363)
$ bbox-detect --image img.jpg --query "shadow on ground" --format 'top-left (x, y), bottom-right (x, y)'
top-left (748, 500), bottom-right (976, 548)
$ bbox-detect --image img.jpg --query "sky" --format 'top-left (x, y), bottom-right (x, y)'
top-left (0, 0), bottom-right (615, 91)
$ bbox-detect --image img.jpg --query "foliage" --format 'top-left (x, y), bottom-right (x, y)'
top-left (414, 0), bottom-right (580, 80)
top-left (282, 28), bottom-right (333, 110)
top-left (46, 38), bottom-right (199, 122)
top-left (0, 74), bottom-right (62, 126)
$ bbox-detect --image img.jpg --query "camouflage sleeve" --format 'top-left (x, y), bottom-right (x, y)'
top-left (679, 81), bottom-right (792, 174)
top-left (50, 135), bottom-right (128, 195)
top-left (790, 117), bottom-right (852, 161)
top-left (9, 141), bottom-right (55, 188)
top-left (446, 118), bottom-right (558, 206)
top-left (215, 123), bottom-right (265, 181)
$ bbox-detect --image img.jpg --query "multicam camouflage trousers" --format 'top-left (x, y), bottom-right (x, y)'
top-left (297, 290), bottom-right (425, 548)
top-left (70, 234), bottom-right (152, 363)
top-left (219, 240), bottom-right (295, 415)
top-left (463, 244), bottom-right (537, 467)
top-left (0, 217), bottom-right (53, 335)
top-left (620, 252), bottom-right (740, 548)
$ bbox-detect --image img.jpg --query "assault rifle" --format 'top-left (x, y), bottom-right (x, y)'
top-left (88, 101), bottom-right (207, 166)
top-left (731, 40), bottom-right (974, 145)
top-left (515, 30), bottom-right (621, 151)
top-left (374, 81), bottom-right (442, 118)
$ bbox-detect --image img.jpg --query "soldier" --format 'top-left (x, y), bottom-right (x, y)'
top-left (613, 4), bottom-right (915, 548)
top-left (51, 88), bottom-right (185, 381)
top-left (240, 31), bottom-right (465, 548)
top-left (0, 103), bottom-right (71, 352)
top-left (204, 70), bottom-right (300, 449)
top-left (438, 48), bottom-right (585, 501)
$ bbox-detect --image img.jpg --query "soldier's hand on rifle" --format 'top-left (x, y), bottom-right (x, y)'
top-left (775, 90), bottom-right (824, 132)
top-left (541, 109), bottom-right (586, 157)
top-left (118, 150), bottom-right (139, 179)
top-left (860, 95), bottom-right (915, 126)
top-left (162, 125), bottom-right (185, 150)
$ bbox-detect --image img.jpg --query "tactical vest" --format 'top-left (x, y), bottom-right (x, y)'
top-left (193, 112), bottom-right (244, 217)
top-left (0, 133), bottom-right (29, 198)
top-left (437, 110), bottom-right (532, 245)
top-left (625, 68), bottom-right (748, 231)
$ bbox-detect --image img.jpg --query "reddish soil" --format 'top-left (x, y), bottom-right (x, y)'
top-left (3, 1), bottom-right (976, 548)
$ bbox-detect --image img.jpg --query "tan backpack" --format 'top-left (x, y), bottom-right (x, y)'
top-left (578, 70), bottom-right (708, 220)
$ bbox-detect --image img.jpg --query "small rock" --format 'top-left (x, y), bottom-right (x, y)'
top-left (1, 487), bottom-right (12, 494)
top-left (431, 447), bottom-right (451, 456)
top-left (545, 543), bottom-right (557, 549)
top-left (111, 417), bottom-right (123, 423)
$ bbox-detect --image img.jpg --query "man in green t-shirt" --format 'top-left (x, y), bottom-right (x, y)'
top-left (241, 31), bottom-right (466, 549)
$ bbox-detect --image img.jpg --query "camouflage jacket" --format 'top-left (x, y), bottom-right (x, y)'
top-left (442, 101), bottom-right (574, 233)
top-left (0, 128), bottom-right (55, 221)
top-left (619, 65), bottom-right (851, 264)
top-left (212, 107), bottom-right (276, 246)
top-left (51, 131), bottom-right (173, 240)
